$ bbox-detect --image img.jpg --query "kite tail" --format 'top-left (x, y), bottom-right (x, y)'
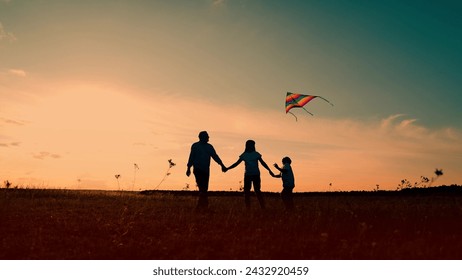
top-left (301, 107), bottom-right (314, 116)
top-left (288, 111), bottom-right (298, 121)
top-left (317, 96), bottom-right (334, 106)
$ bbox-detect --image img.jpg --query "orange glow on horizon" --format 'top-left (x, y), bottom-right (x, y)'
top-left (1, 80), bottom-right (461, 192)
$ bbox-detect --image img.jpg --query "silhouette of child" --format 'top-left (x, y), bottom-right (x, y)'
top-left (225, 140), bottom-right (274, 209)
top-left (272, 157), bottom-right (295, 210)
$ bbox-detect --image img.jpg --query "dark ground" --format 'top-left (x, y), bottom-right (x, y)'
top-left (1, 186), bottom-right (462, 259)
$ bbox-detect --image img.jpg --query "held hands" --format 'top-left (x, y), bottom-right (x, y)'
top-left (269, 167), bottom-right (281, 178)
top-left (273, 163), bottom-right (283, 174)
top-left (187, 165), bottom-right (229, 175)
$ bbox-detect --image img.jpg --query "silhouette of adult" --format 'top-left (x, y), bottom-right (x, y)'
top-left (186, 131), bottom-right (226, 210)
top-left (225, 140), bottom-right (274, 209)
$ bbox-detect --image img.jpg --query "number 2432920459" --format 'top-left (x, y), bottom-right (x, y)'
top-left (245, 267), bottom-right (309, 276)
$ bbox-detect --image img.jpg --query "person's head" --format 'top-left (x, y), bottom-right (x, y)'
top-left (198, 131), bottom-right (209, 143)
top-left (244, 140), bottom-right (256, 153)
top-left (282, 156), bottom-right (292, 165)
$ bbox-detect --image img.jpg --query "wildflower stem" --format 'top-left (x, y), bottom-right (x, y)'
top-left (154, 159), bottom-right (176, 190)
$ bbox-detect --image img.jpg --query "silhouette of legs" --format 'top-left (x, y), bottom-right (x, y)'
top-left (253, 177), bottom-right (265, 209)
top-left (193, 169), bottom-right (209, 210)
top-left (244, 175), bottom-right (265, 209)
top-left (244, 181), bottom-right (251, 209)
top-left (281, 188), bottom-right (294, 211)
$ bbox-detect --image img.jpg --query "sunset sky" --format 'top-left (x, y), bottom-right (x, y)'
top-left (1, 0), bottom-right (461, 192)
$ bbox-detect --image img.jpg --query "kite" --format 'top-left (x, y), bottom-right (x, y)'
top-left (285, 92), bottom-right (333, 121)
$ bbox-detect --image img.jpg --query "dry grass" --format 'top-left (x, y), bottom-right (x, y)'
top-left (1, 188), bottom-right (462, 259)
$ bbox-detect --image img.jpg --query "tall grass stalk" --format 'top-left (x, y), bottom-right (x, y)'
top-left (133, 163), bottom-right (139, 191)
top-left (154, 159), bottom-right (176, 190)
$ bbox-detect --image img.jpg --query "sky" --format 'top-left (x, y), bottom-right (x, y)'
top-left (1, 0), bottom-right (461, 192)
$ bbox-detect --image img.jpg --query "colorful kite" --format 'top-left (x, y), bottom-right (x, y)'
top-left (285, 92), bottom-right (333, 121)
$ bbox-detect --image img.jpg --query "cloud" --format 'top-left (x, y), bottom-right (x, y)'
top-left (133, 142), bottom-right (159, 149)
top-left (32, 152), bottom-right (61, 160)
top-left (212, 0), bottom-right (226, 7)
top-left (0, 141), bottom-right (20, 147)
top-left (1, 117), bottom-right (26, 126)
top-left (0, 68), bottom-right (27, 81)
top-left (8, 69), bottom-right (27, 77)
top-left (380, 114), bottom-right (405, 129)
top-left (0, 22), bottom-right (16, 42)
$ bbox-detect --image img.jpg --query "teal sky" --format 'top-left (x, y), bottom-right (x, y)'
top-left (2, 0), bottom-right (461, 127)
top-left (1, 0), bottom-right (461, 191)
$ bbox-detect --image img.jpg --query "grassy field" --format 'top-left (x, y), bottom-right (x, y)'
top-left (1, 187), bottom-right (462, 260)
